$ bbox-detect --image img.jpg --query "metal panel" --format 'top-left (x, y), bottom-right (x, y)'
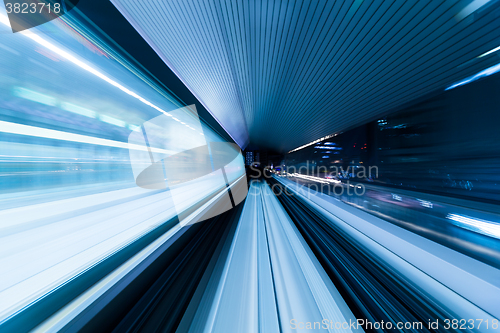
top-left (112, 0), bottom-right (500, 152)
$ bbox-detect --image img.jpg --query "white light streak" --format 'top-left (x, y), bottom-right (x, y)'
top-left (288, 133), bottom-right (338, 154)
top-left (290, 173), bottom-right (341, 184)
top-left (478, 45), bottom-right (500, 58)
top-left (13, 87), bottom-right (57, 106)
top-left (391, 193), bottom-right (402, 201)
top-left (446, 62), bottom-right (500, 90)
top-left (417, 199), bottom-right (433, 208)
top-left (61, 102), bottom-right (96, 118)
top-left (0, 120), bottom-right (171, 154)
top-left (447, 213), bottom-right (500, 239)
top-left (0, 13), bottom-right (176, 119)
top-left (100, 114), bottom-right (126, 127)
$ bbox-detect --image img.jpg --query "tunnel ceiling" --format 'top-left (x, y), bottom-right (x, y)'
top-left (110, 0), bottom-right (500, 153)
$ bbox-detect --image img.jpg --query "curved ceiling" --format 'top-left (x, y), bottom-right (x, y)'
top-left (111, 0), bottom-right (500, 153)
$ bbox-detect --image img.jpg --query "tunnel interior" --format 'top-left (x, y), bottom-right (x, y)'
top-left (1, 1), bottom-right (500, 332)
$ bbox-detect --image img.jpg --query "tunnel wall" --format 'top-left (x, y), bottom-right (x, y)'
top-left (285, 73), bottom-right (500, 203)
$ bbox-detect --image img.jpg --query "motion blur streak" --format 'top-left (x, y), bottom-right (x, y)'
top-left (0, 4), bottom-right (245, 332)
top-left (2, 1), bottom-right (500, 332)
top-left (0, 13), bottom-right (177, 119)
top-left (182, 181), bottom-right (359, 333)
top-left (0, 120), bottom-right (171, 154)
top-left (445, 62), bottom-right (500, 90)
top-left (270, 176), bottom-right (500, 327)
top-left (447, 214), bottom-right (500, 240)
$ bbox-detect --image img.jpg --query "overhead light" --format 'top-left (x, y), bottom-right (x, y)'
top-left (478, 45), bottom-right (500, 58)
top-left (445, 62), bottom-right (500, 90)
top-left (456, 0), bottom-right (492, 21)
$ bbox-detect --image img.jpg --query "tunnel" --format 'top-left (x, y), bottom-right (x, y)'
top-left (1, 1), bottom-right (500, 332)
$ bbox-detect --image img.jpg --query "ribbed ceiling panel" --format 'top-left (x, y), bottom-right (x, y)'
top-left (111, 0), bottom-right (500, 152)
